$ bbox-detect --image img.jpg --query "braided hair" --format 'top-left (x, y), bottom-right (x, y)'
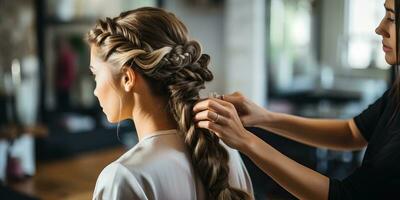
top-left (87, 7), bottom-right (251, 200)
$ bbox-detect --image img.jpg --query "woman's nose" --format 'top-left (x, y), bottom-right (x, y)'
top-left (93, 88), bottom-right (98, 97)
top-left (375, 26), bottom-right (383, 36)
top-left (376, 24), bottom-right (389, 38)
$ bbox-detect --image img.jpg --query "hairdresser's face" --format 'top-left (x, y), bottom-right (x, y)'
top-left (376, 0), bottom-right (397, 65)
top-left (90, 47), bottom-right (130, 123)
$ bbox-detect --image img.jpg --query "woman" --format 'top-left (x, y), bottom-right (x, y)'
top-left (194, 0), bottom-right (400, 199)
top-left (87, 7), bottom-right (253, 200)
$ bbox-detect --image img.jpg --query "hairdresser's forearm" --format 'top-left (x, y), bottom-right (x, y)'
top-left (256, 112), bottom-right (366, 151)
top-left (240, 133), bottom-right (329, 200)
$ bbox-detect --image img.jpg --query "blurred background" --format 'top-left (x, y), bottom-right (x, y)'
top-left (0, 0), bottom-right (391, 199)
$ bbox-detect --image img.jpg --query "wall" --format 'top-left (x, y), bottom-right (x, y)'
top-left (320, 0), bottom-right (346, 69)
top-left (164, 0), bottom-right (226, 96)
top-left (165, 0), bottom-right (267, 105)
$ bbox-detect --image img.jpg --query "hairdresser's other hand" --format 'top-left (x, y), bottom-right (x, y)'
top-left (222, 92), bottom-right (270, 128)
top-left (193, 98), bottom-right (254, 150)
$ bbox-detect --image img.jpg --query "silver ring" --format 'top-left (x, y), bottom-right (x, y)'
top-left (214, 113), bottom-right (219, 123)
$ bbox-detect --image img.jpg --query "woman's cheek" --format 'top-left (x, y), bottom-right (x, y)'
top-left (94, 79), bottom-right (107, 107)
top-left (97, 81), bottom-right (120, 122)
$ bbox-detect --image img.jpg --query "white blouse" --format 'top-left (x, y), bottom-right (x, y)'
top-left (92, 129), bottom-right (254, 200)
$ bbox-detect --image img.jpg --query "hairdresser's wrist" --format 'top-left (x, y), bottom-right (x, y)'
top-left (254, 110), bottom-right (279, 130)
top-left (237, 130), bottom-right (258, 153)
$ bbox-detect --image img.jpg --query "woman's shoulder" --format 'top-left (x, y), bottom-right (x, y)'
top-left (379, 86), bottom-right (398, 110)
top-left (94, 139), bottom-right (167, 190)
top-left (97, 133), bottom-right (195, 186)
top-left (93, 134), bottom-right (204, 199)
top-left (93, 162), bottom-right (147, 200)
top-left (96, 162), bottom-right (132, 183)
top-left (115, 133), bottom-right (190, 168)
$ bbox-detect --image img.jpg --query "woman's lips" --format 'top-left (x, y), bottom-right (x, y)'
top-left (383, 43), bottom-right (392, 52)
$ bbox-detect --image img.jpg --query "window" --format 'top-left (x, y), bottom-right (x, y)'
top-left (344, 0), bottom-right (388, 69)
top-left (269, 0), bottom-right (317, 92)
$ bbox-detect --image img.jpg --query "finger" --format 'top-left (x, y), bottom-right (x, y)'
top-left (211, 98), bottom-right (235, 108)
top-left (193, 99), bottom-right (230, 116)
top-left (194, 110), bottom-right (227, 124)
top-left (222, 93), bottom-right (247, 114)
top-left (212, 98), bottom-right (240, 114)
top-left (196, 120), bottom-right (223, 134)
top-left (222, 92), bottom-right (244, 105)
top-left (206, 98), bottom-right (243, 123)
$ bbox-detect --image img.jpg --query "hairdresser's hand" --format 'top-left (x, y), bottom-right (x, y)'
top-left (193, 98), bottom-right (254, 150)
top-left (222, 92), bottom-right (270, 128)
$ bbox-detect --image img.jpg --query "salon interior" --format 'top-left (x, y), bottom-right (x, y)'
top-left (0, 0), bottom-right (391, 199)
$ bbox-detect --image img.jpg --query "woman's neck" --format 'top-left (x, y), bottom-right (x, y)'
top-left (131, 96), bottom-right (177, 141)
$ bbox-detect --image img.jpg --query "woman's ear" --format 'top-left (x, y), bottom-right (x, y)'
top-left (121, 66), bottom-right (136, 92)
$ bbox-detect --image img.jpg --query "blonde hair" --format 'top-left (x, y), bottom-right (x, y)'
top-left (87, 7), bottom-right (251, 200)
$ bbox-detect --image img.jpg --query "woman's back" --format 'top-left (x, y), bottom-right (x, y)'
top-left (93, 129), bottom-right (253, 200)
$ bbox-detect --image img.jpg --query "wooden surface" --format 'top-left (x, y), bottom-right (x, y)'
top-left (8, 147), bottom-right (125, 200)
top-left (0, 124), bottom-right (48, 140)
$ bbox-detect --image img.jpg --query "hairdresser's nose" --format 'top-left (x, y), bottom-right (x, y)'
top-left (376, 26), bottom-right (383, 36)
top-left (375, 22), bottom-right (390, 38)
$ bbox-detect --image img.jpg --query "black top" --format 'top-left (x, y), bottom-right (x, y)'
top-left (329, 88), bottom-right (400, 199)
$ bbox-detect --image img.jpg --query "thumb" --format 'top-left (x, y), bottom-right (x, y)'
top-left (223, 92), bottom-right (244, 105)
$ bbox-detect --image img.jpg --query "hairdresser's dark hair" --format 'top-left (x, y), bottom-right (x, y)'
top-left (86, 7), bottom-right (251, 200)
top-left (389, 0), bottom-right (400, 123)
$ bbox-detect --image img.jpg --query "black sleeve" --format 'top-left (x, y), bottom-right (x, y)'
top-left (329, 168), bottom-right (372, 200)
top-left (353, 89), bottom-right (390, 141)
top-left (329, 133), bottom-right (400, 200)
top-left (329, 167), bottom-right (400, 200)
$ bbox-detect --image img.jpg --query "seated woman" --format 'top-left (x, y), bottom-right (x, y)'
top-left (87, 7), bottom-right (254, 200)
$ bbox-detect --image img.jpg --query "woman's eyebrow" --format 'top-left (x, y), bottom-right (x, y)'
top-left (385, 4), bottom-right (395, 13)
